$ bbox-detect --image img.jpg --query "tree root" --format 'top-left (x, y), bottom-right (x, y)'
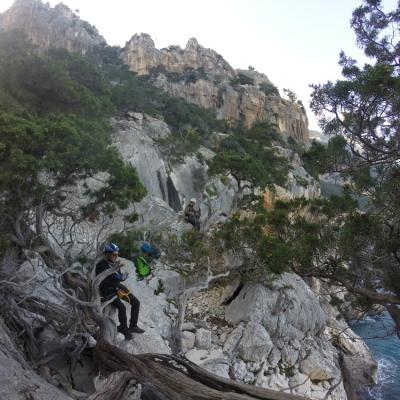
top-left (94, 339), bottom-right (310, 400)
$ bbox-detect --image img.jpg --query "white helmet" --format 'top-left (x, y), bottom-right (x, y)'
top-left (190, 198), bottom-right (196, 203)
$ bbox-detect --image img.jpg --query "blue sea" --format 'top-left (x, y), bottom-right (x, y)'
top-left (351, 313), bottom-right (400, 400)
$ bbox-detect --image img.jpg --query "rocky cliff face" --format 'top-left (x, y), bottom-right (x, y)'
top-left (0, 1), bottom-right (309, 143)
top-left (0, 0), bottom-right (106, 53)
top-left (111, 112), bottom-right (239, 231)
top-left (122, 34), bottom-right (309, 142)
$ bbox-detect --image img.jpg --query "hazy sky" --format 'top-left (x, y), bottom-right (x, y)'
top-left (0, 0), bottom-right (397, 130)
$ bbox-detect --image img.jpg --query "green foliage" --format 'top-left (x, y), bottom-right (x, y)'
top-left (307, 0), bottom-right (400, 310)
top-left (208, 122), bottom-right (290, 189)
top-left (150, 65), bottom-right (208, 84)
top-left (156, 128), bottom-right (202, 162)
top-left (260, 194), bottom-right (357, 273)
top-left (214, 205), bottom-right (288, 277)
top-left (279, 364), bottom-right (295, 378)
top-left (259, 82), bottom-right (279, 96)
top-left (0, 32), bottom-right (112, 116)
top-left (92, 48), bottom-right (223, 138)
top-left (283, 88), bottom-right (297, 102)
top-left (163, 230), bottom-right (213, 277)
top-left (231, 73), bottom-right (255, 86)
top-left (0, 33), bottom-right (146, 247)
top-left (294, 175), bottom-right (309, 188)
top-left (210, 190), bottom-right (362, 280)
top-left (300, 136), bottom-right (348, 179)
top-left (154, 279), bottom-right (165, 295)
top-left (107, 231), bottom-right (142, 259)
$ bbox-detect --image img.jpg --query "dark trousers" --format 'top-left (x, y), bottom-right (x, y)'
top-left (110, 293), bottom-right (140, 330)
top-left (187, 215), bottom-right (200, 231)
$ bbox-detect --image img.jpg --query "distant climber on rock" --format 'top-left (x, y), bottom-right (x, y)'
top-left (184, 198), bottom-right (201, 231)
top-left (96, 242), bottom-right (145, 340)
top-left (133, 242), bottom-right (160, 280)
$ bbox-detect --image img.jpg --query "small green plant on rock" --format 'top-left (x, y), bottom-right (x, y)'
top-left (154, 279), bottom-right (165, 295)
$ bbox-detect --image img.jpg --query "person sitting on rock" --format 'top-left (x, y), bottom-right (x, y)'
top-left (95, 242), bottom-right (145, 340)
top-left (184, 198), bottom-right (201, 231)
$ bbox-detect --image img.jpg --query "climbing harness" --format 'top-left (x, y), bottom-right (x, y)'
top-left (117, 288), bottom-right (131, 303)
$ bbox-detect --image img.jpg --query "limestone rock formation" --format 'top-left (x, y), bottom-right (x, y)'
top-left (0, 0), bottom-right (106, 53)
top-left (122, 33), bottom-right (309, 142)
top-left (184, 273), bottom-right (350, 400)
top-left (122, 34), bottom-right (236, 78)
top-left (263, 148), bottom-right (321, 209)
top-left (0, 318), bottom-right (73, 400)
top-left (111, 112), bottom-right (238, 230)
top-left (309, 278), bottom-right (378, 393)
top-left (0, 0), bottom-right (309, 142)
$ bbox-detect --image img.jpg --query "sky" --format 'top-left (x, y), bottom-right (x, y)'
top-left (0, 0), bottom-right (397, 130)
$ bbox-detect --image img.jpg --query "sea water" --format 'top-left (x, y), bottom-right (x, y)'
top-left (351, 313), bottom-right (400, 400)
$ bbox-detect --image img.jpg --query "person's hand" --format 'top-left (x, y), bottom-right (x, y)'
top-left (120, 272), bottom-right (129, 281)
top-left (115, 271), bottom-right (128, 281)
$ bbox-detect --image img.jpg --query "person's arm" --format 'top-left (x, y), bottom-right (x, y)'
top-left (95, 260), bottom-right (120, 290)
top-left (184, 204), bottom-right (190, 216)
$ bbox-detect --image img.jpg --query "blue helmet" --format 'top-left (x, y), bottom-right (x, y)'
top-left (140, 242), bottom-right (153, 254)
top-left (104, 242), bottom-right (119, 253)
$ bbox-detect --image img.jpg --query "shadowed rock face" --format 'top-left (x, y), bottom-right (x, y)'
top-left (0, 0), bottom-right (106, 54)
top-left (122, 33), bottom-right (309, 142)
top-left (111, 112), bottom-right (238, 228)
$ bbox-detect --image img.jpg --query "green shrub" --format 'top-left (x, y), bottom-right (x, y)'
top-left (259, 82), bottom-right (279, 96)
top-left (107, 231), bottom-right (142, 259)
top-left (231, 73), bottom-right (255, 86)
top-left (208, 122), bottom-right (290, 189)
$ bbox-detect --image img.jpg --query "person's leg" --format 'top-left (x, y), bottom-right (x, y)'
top-left (111, 297), bottom-right (127, 329)
top-left (187, 215), bottom-right (197, 229)
top-left (127, 294), bottom-right (145, 333)
top-left (111, 298), bottom-right (132, 339)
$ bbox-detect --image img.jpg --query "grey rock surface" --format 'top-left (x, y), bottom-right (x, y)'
top-left (0, 0), bottom-right (106, 53)
top-left (0, 318), bottom-right (73, 400)
top-left (225, 273), bottom-right (326, 340)
top-left (223, 324), bottom-right (244, 354)
top-left (195, 328), bottom-right (212, 350)
top-left (182, 331), bottom-right (196, 353)
top-left (122, 34), bottom-right (309, 141)
top-left (237, 322), bottom-right (274, 363)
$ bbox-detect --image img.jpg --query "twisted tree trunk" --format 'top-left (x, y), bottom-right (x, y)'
top-left (94, 339), bottom-right (310, 400)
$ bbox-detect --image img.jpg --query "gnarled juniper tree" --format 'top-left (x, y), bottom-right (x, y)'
top-left (303, 0), bottom-right (400, 330)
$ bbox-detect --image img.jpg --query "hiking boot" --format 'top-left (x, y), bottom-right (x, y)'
top-left (129, 325), bottom-right (145, 334)
top-left (117, 325), bottom-right (133, 340)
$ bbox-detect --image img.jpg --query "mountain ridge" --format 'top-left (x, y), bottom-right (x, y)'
top-left (0, 0), bottom-right (309, 142)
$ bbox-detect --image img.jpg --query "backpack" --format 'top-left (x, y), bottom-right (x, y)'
top-left (140, 242), bottom-right (161, 259)
top-left (135, 256), bottom-right (151, 278)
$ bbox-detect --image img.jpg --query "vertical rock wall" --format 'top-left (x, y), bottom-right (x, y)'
top-left (0, 0), bottom-right (106, 53)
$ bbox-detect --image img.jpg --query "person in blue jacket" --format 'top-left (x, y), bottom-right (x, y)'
top-left (95, 243), bottom-right (145, 340)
